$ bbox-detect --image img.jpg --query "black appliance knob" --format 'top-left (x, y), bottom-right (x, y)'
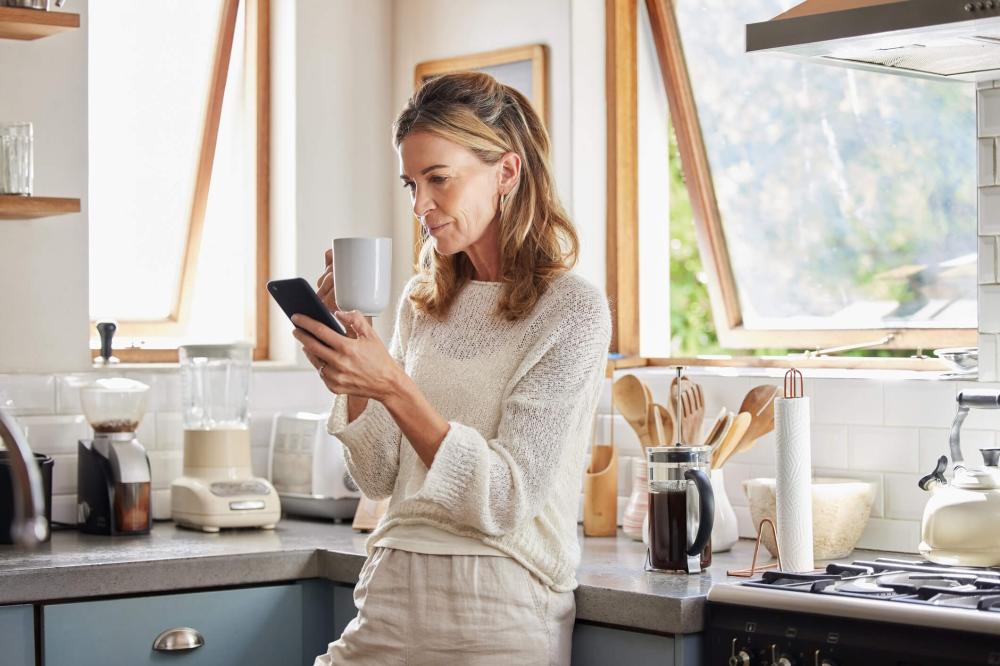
top-left (966, 3), bottom-right (975, 10)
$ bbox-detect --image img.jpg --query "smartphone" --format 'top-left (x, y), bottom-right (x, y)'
top-left (267, 277), bottom-right (349, 337)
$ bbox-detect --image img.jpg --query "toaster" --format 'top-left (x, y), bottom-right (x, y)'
top-left (267, 412), bottom-right (361, 521)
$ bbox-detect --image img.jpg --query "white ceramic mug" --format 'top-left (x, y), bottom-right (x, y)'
top-left (332, 237), bottom-right (392, 315)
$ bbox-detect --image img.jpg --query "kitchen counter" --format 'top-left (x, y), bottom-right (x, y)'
top-left (0, 519), bottom-right (901, 635)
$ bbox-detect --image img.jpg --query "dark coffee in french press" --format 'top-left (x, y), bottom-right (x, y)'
top-left (646, 445), bottom-right (714, 574)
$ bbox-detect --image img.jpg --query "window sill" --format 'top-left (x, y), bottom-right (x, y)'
top-left (608, 355), bottom-right (975, 382)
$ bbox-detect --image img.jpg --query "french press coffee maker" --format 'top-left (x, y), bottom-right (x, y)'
top-left (645, 445), bottom-right (715, 574)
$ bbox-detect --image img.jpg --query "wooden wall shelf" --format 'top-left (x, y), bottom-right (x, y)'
top-left (0, 195), bottom-right (80, 219)
top-left (0, 6), bottom-right (79, 40)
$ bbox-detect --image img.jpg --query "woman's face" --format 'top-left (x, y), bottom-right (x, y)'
top-left (398, 131), bottom-right (508, 256)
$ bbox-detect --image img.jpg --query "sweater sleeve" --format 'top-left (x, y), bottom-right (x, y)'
top-left (411, 287), bottom-right (612, 536)
top-left (326, 279), bottom-right (416, 500)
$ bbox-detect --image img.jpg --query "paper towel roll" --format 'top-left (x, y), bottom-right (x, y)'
top-left (775, 396), bottom-right (814, 572)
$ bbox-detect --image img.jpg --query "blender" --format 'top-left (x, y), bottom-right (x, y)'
top-left (170, 343), bottom-right (280, 532)
top-left (77, 378), bottom-right (152, 536)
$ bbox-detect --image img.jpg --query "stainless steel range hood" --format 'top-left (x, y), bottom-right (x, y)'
top-left (746, 0), bottom-right (1000, 82)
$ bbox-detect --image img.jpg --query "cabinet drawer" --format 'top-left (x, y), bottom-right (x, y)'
top-left (43, 583), bottom-right (325, 666)
top-left (0, 605), bottom-right (34, 666)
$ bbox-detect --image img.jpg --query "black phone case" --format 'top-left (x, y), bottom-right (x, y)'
top-left (266, 278), bottom-right (348, 336)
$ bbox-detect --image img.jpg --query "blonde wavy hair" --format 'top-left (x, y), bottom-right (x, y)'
top-left (393, 71), bottom-right (579, 321)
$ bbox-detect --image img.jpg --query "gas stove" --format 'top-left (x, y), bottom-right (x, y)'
top-left (706, 557), bottom-right (1000, 665)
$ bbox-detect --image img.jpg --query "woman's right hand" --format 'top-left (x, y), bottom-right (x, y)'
top-left (317, 249), bottom-right (338, 313)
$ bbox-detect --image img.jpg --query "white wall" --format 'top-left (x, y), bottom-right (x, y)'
top-left (269, 0), bottom-right (395, 359)
top-left (0, 4), bottom-right (90, 373)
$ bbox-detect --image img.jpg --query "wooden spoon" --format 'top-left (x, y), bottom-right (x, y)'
top-left (711, 412), bottom-right (752, 469)
top-left (640, 384), bottom-right (667, 446)
top-left (702, 406), bottom-right (729, 447)
top-left (734, 385), bottom-right (779, 454)
top-left (655, 403), bottom-right (674, 445)
top-left (612, 374), bottom-right (652, 446)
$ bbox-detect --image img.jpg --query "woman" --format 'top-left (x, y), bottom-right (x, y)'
top-left (295, 72), bottom-right (611, 665)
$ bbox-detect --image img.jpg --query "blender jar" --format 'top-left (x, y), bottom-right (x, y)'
top-left (178, 343), bottom-right (253, 477)
top-left (646, 445), bottom-right (715, 573)
top-left (179, 343), bottom-right (252, 431)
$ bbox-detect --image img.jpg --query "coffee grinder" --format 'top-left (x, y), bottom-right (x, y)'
top-left (77, 378), bottom-right (153, 535)
top-left (170, 343), bottom-right (280, 532)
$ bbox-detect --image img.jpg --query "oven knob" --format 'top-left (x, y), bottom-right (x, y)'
top-left (771, 645), bottom-right (796, 665)
top-left (814, 653), bottom-right (837, 666)
top-left (728, 651), bottom-right (752, 666)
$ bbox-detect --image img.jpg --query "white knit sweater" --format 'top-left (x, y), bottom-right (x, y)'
top-left (326, 271), bottom-right (611, 592)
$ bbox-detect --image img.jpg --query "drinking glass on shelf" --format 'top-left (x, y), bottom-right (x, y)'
top-left (0, 122), bottom-right (33, 196)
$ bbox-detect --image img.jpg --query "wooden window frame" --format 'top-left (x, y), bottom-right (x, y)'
top-left (607, 0), bottom-right (975, 364)
top-left (91, 0), bottom-right (271, 363)
top-left (410, 44), bottom-right (548, 267)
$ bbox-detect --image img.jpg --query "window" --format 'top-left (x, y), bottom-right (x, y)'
top-left (624, 0), bottom-right (978, 358)
top-left (87, 0), bottom-right (269, 362)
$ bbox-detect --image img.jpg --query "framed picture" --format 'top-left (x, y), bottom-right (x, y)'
top-left (414, 44), bottom-right (548, 124)
top-left (411, 44), bottom-right (549, 263)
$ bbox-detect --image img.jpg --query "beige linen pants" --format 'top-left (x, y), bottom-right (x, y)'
top-left (313, 547), bottom-right (575, 665)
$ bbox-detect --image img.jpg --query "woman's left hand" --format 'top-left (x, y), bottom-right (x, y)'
top-left (292, 311), bottom-right (402, 402)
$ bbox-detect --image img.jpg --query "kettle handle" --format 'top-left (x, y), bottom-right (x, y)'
top-left (684, 468), bottom-right (714, 557)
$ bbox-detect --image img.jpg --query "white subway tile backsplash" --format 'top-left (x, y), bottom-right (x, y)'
top-left (980, 138), bottom-right (996, 187)
top-left (149, 451), bottom-right (183, 490)
top-left (918, 427), bottom-right (995, 472)
top-left (810, 424), bottom-right (848, 469)
top-left (152, 373), bottom-right (182, 412)
top-left (155, 413), bottom-right (184, 451)
top-left (980, 87), bottom-right (1000, 136)
top-left (251, 445), bottom-right (270, 479)
top-left (982, 187), bottom-right (1000, 235)
top-left (979, 334), bottom-right (999, 383)
top-left (592, 414), bottom-right (643, 458)
top-left (50, 494), bottom-right (77, 525)
top-left (0, 375), bottom-right (55, 414)
top-left (883, 473), bottom-right (928, 521)
top-left (978, 285), bottom-right (1000, 333)
top-left (251, 370), bottom-right (331, 413)
top-left (250, 411), bottom-right (277, 450)
top-left (848, 425), bottom-right (919, 473)
top-left (882, 381), bottom-right (956, 428)
top-left (812, 379), bottom-right (883, 425)
top-left (55, 375), bottom-right (86, 414)
top-left (720, 462), bottom-right (752, 508)
top-left (856, 517), bottom-right (920, 553)
top-left (153, 489), bottom-right (172, 521)
top-left (50, 453), bottom-right (77, 496)
top-left (980, 236), bottom-right (998, 284)
top-left (726, 431), bottom-right (776, 466)
top-left (19, 414), bottom-right (90, 455)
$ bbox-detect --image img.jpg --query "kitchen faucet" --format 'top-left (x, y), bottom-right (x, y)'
top-left (0, 407), bottom-right (48, 546)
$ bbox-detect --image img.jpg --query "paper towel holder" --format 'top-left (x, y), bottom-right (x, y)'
top-left (727, 518), bottom-right (785, 577)
top-left (783, 368), bottom-right (804, 399)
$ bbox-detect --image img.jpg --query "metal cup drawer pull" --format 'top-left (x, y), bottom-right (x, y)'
top-left (152, 627), bottom-right (205, 652)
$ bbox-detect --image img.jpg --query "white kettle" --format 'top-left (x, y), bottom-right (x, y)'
top-left (918, 389), bottom-right (1000, 567)
top-left (918, 449), bottom-right (1000, 567)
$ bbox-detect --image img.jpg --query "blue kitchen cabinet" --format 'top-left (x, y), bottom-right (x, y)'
top-left (0, 604), bottom-right (35, 666)
top-left (571, 622), bottom-right (702, 666)
top-left (43, 580), bottom-right (340, 666)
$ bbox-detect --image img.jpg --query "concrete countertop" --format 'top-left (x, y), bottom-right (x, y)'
top-left (0, 518), bottom-right (897, 635)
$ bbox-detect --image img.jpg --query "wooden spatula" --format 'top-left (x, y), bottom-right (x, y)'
top-left (734, 385), bottom-right (779, 454)
top-left (711, 412), bottom-right (752, 469)
top-left (612, 375), bottom-right (653, 446)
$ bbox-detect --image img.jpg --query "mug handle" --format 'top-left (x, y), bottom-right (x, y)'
top-left (684, 468), bottom-right (714, 557)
